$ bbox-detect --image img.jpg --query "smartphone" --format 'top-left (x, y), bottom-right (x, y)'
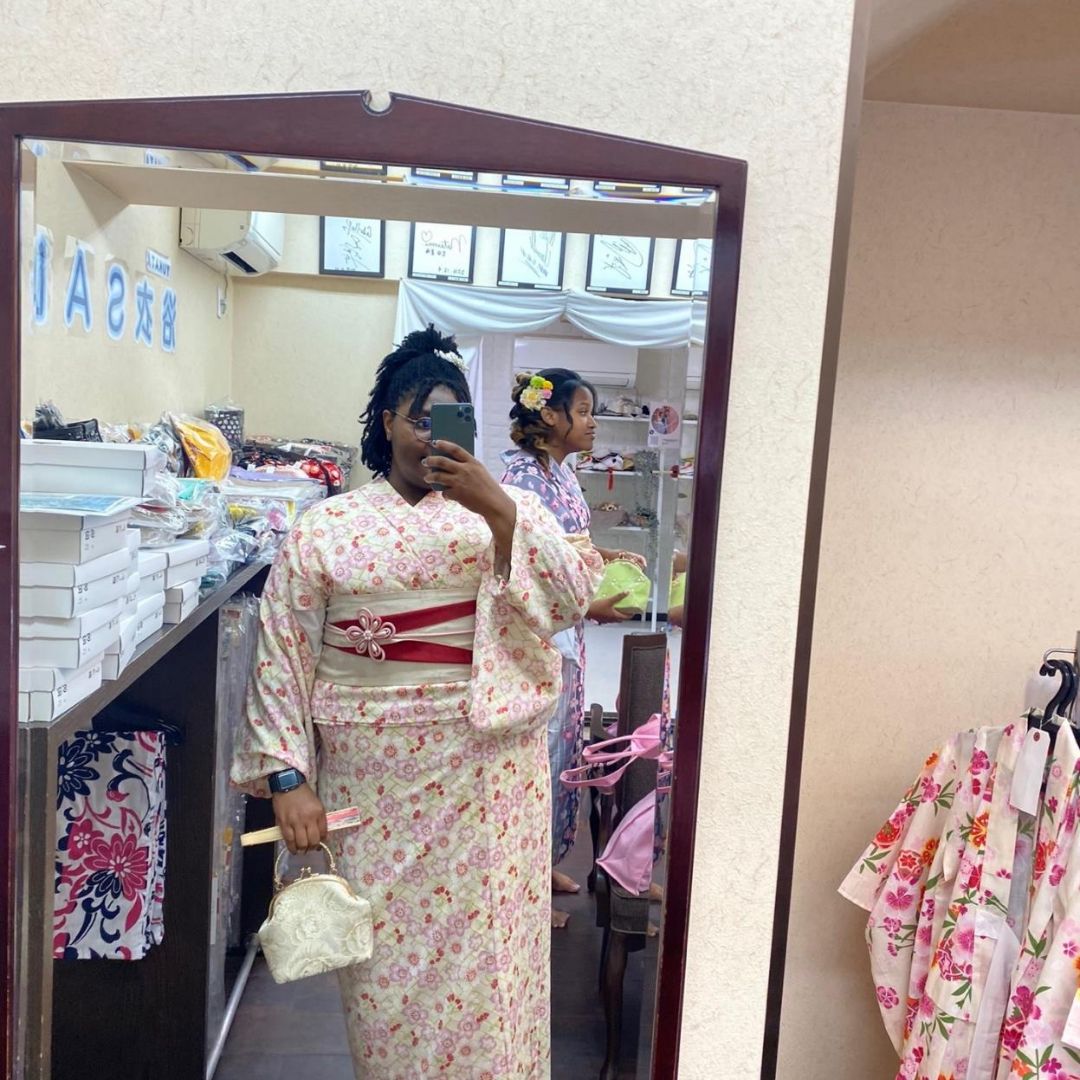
top-left (428, 402), bottom-right (476, 491)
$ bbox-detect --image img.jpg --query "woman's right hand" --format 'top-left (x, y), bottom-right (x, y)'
top-left (272, 785), bottom-right (328, 854)
top-left (589, 592), bottom-right (633, 624)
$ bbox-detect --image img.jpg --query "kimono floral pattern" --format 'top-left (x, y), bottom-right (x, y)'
top-left (891, 721), bottom-right (1027, 1080)
top-left (233, 480), bottom-right (602, 1079)
top-left (840, 735), bottom-right (963, 1054)
top-left (996, 723), bottom-right (1080, 1080)
top-left (53, 729), bottom-right (167, 960)
top-left (845, 719), bottom-right (1080, 1080)
top-left (501, 450), bottom-right (591, 866)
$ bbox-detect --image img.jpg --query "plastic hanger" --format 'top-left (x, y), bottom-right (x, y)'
top-left (1038, 659), bottom-right (1080, 731)
top-left (1038, 659), bottom-right (1071, 728)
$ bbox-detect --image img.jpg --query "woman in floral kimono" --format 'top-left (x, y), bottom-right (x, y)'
top-left (501, 368), bottom-right (646, 928)
top-left (232, 328), bottom-right (602, 1080)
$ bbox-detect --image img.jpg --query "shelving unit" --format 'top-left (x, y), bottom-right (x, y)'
top-left (579, 399), bottom-right (698, 623)
top-left (594, 414), bottom-right (698, 426)
top-left (17, 563), bottom-right (269, 1080)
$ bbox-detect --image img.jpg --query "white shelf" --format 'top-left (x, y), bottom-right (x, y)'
top-left (578, 470), bottom-right (695, 481)
top-left (609, 526), bottom-right (650, 533)
top-left (64, 159), bottom-right (713, 238)
top-left (593, 415), bottom-right (699, 426)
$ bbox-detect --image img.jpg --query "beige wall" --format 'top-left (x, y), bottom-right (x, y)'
top-left (19, 146), bottom-right (233, 425)
top-left (1, 2), bottom-right (861, 1071)
top-left (231, 274), bottom-right (396, 457)
top-left (778, 101), bottom-right (1080, 1078)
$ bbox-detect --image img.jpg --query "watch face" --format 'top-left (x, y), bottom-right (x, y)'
top-left (271, 769), bottom-right (303, 792)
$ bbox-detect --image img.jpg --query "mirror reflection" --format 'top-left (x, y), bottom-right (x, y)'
top-left (15, 139), bottom-right (714, 1080)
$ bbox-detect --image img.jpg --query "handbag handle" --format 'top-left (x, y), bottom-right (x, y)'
top-left (273, 843), bottom-right (338, 891)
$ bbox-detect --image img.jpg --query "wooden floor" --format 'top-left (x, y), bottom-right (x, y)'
top-left (215, 806), bottom-right (659, 1080)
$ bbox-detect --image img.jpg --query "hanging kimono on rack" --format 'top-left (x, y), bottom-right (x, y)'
top-left (843, 716), bottom-right (1080, 1080)
top-left (233, 479), bottom-right (602, 1080)
top-left (995, 722), bottom-right (1080, 1080)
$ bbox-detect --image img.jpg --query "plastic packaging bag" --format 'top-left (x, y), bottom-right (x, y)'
top-left (131, 473), bottom-right (187, 545)
top-left (595, 559), bottom-right (651, 616)
top-left (141, 419), bottom-right (185, 475)
top-left (169, 413), bottom-right (232, 481)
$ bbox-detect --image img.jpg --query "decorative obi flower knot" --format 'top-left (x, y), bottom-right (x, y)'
top-left (342, 610), bottom-right (397, 661)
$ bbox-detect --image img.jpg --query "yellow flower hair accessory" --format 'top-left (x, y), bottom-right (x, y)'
top-left (519, 374), bottom-right (554, 412)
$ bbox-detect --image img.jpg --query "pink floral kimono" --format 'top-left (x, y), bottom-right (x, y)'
top-left (843, 718), bottom-right (1080, 1080)
top-left (232, 479), bottom-right (602, 1080)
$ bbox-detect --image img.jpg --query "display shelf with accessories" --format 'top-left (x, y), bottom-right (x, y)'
top-left (576, 383), bottom-right (698, 621)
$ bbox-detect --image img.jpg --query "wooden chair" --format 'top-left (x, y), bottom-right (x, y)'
top-left (588, 632), bottom-right (667, 1080)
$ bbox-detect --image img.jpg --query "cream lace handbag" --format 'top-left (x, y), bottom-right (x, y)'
top-left (258, 844), bottom-right (373, 984)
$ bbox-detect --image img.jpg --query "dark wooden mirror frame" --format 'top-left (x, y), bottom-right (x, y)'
top-left (0, 91), bottom-right (746, 1078)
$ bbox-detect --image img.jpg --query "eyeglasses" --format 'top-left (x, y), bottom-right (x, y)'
top-left (393, 412), bottom-right (434, 443)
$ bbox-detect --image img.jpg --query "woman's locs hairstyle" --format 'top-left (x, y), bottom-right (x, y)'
top-left (359, 324), bottom-right (472, 477)
top-left (509, 367), bottom-right (597, 467)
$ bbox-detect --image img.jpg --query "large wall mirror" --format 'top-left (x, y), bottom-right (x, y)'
top-left (0, 93), bottom-right (745, 1080)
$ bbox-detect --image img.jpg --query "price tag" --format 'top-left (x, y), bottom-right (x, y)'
top-left (1011, 727), bottom-right (1050, 815)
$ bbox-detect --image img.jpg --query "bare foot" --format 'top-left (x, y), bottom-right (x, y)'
top-left (648, 882), bottom-right (664, 904)
top-left (552, 869), bottom-right (581, 895)
top-left (552, 908), bottom-right (571, 929)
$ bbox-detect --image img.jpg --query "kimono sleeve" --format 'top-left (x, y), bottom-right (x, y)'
top-left (493, 487), bottom-right (603, 639)
top-left (838, 736), bottom-right (961, 1055)
top-left (839, 738), bottom-right (959, 911)
top-left (468, 488), bottom-right (603, 734)
top-left (230, 516), bottom-right (329, 797)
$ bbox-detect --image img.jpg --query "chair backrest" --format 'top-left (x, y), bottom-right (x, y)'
top-left (615, 633), bottom-right (667, 821)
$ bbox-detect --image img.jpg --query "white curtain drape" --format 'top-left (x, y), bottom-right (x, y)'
top-left (393, 279), bottom-right (705, 348)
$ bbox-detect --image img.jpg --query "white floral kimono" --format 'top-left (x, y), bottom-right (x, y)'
top-left (843, 718), bottom-right (1080, 1080)
top-left (232, 479), bottom-right (602, 1079)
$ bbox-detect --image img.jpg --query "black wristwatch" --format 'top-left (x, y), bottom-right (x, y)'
top-left (268, 767), bottom-right (306, 795)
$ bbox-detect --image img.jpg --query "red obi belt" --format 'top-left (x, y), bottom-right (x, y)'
top-left (325, 599), bottom-right (476, 665)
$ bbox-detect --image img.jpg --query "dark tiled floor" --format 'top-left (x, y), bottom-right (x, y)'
top-left (216, 807), bottom-right (659, 1080)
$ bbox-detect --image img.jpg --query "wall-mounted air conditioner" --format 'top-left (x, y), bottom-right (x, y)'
top-left (513, 336), bottom-right (638, 389)
top-left (179, 208), bottom-right (284, 276)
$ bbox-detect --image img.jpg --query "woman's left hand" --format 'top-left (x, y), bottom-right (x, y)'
top-left (424, 442), bottom-right (517, 556)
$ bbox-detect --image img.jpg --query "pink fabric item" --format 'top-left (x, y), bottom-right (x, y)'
top-left (557, 713), bottom-right (673, 895)
top-left (597, 790), bottom-right (658, 894)
top-left (559, 714), bottom-right (665, 791)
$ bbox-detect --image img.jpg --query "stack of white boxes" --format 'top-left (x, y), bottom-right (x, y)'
top-left (158, 539), bottom-right (210, 625)
top-left (19, 509), bottom-right (135, 721)
top-left (18, 441), bottom-right (169, 720)
top-left (21, 441), bottom-right (166, 498)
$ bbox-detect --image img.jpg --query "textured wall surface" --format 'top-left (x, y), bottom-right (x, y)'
top-left (778, 101), bottom-right (1080, 1078)
top-left (867, 0), bottom-right (1080, 115)
top-left (230, 274), bottom-right (397, 458)
top-left (1, 2), bottom-right (858, 1071)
